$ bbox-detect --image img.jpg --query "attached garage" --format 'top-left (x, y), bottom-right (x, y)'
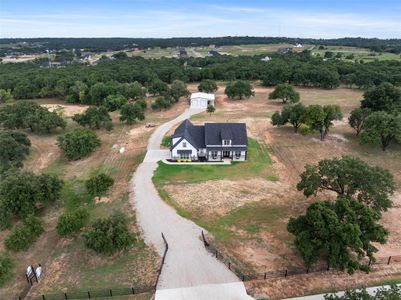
top-left (190, 92), bottom-right (215, 109)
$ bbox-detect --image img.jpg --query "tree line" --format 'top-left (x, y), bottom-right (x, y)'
top-left (1, 52), bottom-right (401, 103)
top-left (1, 37), bottom-right (401, 55)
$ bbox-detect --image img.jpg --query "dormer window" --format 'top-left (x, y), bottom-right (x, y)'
top-left (223, 139), bottom-right (231, 146)
top-left (183, 141), bottom-right (187, 148)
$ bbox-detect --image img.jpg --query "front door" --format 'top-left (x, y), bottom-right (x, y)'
top-left (223, 151), bottom-right (230, 158)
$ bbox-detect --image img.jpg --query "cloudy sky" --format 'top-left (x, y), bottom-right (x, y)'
top-left (1, 0), bottom-right (401, 38)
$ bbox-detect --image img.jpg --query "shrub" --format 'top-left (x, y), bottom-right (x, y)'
top-left (0, 253), bottom-right (14, 286)
top-left (58, 128), bottom-right (101, 160)
top-left (57, 208), bottom-right (89, 236)
top-left (83, 212), bottom-right (135, 255)
top-left (5, 216), bottom-right (44, 252)
top-left (86, 173), bottom-right (114, 198)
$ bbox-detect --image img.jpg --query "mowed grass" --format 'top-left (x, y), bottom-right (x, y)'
top-left (153, 138), bottom-right (273, 185)
top-left (153, 138), bottom-right (283, 242)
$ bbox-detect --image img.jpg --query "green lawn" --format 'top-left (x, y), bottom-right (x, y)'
top-left (153, 138), bottom-right (274, 185)
top-left (153, 138), bottom-right (283, 243)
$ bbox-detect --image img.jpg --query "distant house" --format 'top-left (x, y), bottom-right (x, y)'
top-left (208, 50), bottom-right (221, 57)
top-left (294, 43), bottom-right (303, 48)
top-left (179, 47), bottom-right (188, 58)
top-left (277, 47), bottom-right (293, 54)
top-left (190, 92), bottom-right (215, 109)
top-left (171, 119), bottom-right (248, 161)
top-left (261, 56), bottom-right (271, 62)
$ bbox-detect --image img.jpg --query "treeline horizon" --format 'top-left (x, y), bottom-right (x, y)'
top-left (1, 36), bottom-right (401, 54)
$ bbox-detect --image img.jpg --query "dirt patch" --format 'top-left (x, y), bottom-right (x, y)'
top-left (42, 104), bottom-right (89, 117)
top-left (164, 178), bottom-right (291, 217)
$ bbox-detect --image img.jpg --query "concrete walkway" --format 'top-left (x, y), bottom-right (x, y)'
top-left (130, 108), bottom-right (254, 299)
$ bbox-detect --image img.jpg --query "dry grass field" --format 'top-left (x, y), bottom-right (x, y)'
top-left (155, 83), bottom-right (401, 298)
top-left (0, 97), bottom-right (188, 299)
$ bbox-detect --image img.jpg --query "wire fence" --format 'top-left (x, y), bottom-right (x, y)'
top-left (201, 230), bottom-right (401, 282)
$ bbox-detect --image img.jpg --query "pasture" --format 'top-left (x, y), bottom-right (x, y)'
top-left (154, 83), bottom-right (401, 298)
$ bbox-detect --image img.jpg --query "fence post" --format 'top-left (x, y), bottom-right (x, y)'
top-left (327, 263), bottom-right (330, 271)
top-left (109, 289), bottom-right (113, 296)
top-left (132, 287), bottom-right (135, 294)
top-left (228, 262), bottom-right (231, 270)
top-left (87, 291), bottom-right (91, 298)
top-left (64, 293), bottom-right (68, 300)
top-left (284, 269), bottom-right (288, 277)
top-left (388, 256), bottom-right (392, 265)
top-left (42, 295), bottom-right (45, 300)
top-left (306, 268), bottom-right (309, 274)
top-left (264, 272), bottom-right (267, 280)
top-left (215, 250), bottom-right (218, 258)
top-left (201, 230), bottom-right (209, 247)
top-left (368, 258), bottom-right (372, 266)
top-left (242, 274), bottom-right (245, 281)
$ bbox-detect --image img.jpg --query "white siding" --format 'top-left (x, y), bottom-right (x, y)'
top-left (232, 150), bottom-right (247, 161)
top-left (171, 138), bottom-right (198, 160)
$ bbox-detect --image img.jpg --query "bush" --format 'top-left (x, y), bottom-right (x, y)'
top-left (151, 96), bottom-right (172, 110)
top-left (86, 173), bottom-right (114, 198)
top-left (57, 208), bottom-right (89, 236)
top-left (5, 215), bottom-right (44, 252)
top-left (0, 253), bottom-right (14, 286)
top-left (83, 212), bottom-right (135, 255)
top-left (58, 128), bottom-right (101, 160)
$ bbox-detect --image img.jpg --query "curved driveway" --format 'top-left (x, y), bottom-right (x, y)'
top-left (130, 108), bottom-right (253, 299)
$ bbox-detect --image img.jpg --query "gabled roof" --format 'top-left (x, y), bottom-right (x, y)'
top-left (205, 123), bottom-right (247, 146)
top-left (172, 119), bottom-right (205, 149)
top-left (190, 92), bottom-right (215, 101)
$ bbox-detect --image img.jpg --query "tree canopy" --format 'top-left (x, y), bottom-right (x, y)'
top-left (120, 103), bottom-right (145, 124)
top-left (198, 80), bottom-right (218, 93)
top-left (0, 171), bottom-right (63, 228)
top-left (169, 80), bottom-right (188, 102)
top-left (0, 131), bottom-right (31, 173)
top-left (83, 212), bottom-right (136, 255)
top-left (302, 104), bottom-right (342, 140)
top-left (325, 285), bottom-right (401, 300)
top-left (297, 156), bottom-right (395, 214)
top-left (361, 83), bottom-right (401, 112)
top-left (0, 252), bottom-right (14, 286)
top-left (271, 103), bottom-right (306, 132)
top-left (268, 84), bottom-right (300, 104)
top-left (86, 173), bottom-right (114, 198)
top-left (359, 111), bottom-right (401, 151)
top-left (72, 106), bottom-right (113, 130)
top-left (0, 101), bottom-right (66, 133)
top-left (57, 128), bottom-right (101, 160)
top-left (348, 107), bottom-right (371, 136)
top-left (288, 197), bottom-right (387, 274)
top-left (225, 81), bottom-right (254, 100)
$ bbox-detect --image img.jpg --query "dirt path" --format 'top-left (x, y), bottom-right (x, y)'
top-left (130, 108), bottom-right (253, 299)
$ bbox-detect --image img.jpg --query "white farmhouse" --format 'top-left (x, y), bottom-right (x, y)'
top-left (170, 119), bottom-right (248, 162)
top-left (190, 92), bottom-right (215, 109)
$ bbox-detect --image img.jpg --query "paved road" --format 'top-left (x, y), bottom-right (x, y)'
top-left (130, 108), bottom-right (253, 299)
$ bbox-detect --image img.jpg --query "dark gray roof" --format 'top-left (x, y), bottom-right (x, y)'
top-left (172, 119), bottom-right (247, 150)
top-left (205, 123), bottom-right (247, 146)
top-left (172, 119), bottom-right (205, 149)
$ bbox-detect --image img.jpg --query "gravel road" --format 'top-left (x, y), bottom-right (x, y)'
top-left (130, 108), bottom-right (242, 289)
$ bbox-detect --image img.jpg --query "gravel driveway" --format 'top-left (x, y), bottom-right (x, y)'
top-left (130, 108), bottom-right (248, 291)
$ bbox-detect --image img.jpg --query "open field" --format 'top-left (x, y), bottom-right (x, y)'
top-left (154, 83), bottom-right (401, 298)
top-left (0, 97), bottom-right (188, 299)
top-left (311, 45), bottom-right (401, 61)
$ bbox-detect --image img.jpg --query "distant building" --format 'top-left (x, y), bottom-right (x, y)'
top-left (294, 43), bottom-right (303, 48)
top-left (190, 92), bottom-right (215, 109)
top-left (208, 50), bottom-right (221, 57)
top-left (179, 48), bottom-right (188, 58)
top-left (277, 47), bottom-right (293, 54)
top-left (261, 56), bottom-right (271, 62)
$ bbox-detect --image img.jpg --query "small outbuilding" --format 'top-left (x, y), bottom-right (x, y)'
top-left (190, 92), bottom-right (215, 109)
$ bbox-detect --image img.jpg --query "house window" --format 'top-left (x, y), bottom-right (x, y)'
top-left (181, 153), bottom-right (189, 159)
top-left (182, 142), bottom-right (187, 148)
top-left (223, 140), bottom-right (231, 146)
top-left (211, 151), bottom-right (218, 159)
top-left (235, 151), bottom-right (241, 158)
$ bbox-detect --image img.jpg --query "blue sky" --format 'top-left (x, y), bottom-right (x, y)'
top-left (1, 0), bottom-right (401, 38)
